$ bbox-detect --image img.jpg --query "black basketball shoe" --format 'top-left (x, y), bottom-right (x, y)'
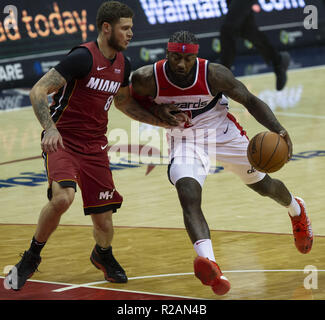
top-left (90, 245), bottom-right (128, 283)
top-left (4, 250), bottom-right (41, 291)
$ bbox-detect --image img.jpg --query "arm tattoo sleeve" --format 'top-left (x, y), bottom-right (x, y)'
top-left (30, 68), bottom-right (66, 130)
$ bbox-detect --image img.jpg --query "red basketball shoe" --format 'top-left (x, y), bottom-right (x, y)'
top-left (289, 197), bottom-right (313, 254)
top-left (194, 256), bottom-right (230, 295)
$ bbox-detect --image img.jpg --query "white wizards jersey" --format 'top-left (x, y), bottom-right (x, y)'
top-left (153, 58), bottom-right (229, 135)
top-left (153, 58), bottom-right (260, 186)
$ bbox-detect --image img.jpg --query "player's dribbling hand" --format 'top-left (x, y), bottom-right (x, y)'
top-left (152, 104), bottom-right (192, 127)
top-left (279, 129), bottom-right (292, 161)
top-left (41, 127), bottom-right (65, 153)
top-left (171, 110), bottom-right (192, 124)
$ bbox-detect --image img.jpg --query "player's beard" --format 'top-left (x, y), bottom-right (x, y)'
top-left (107, 29), bottom-right (125, 52)
top-left (167, 60), bottom-right (196, 84)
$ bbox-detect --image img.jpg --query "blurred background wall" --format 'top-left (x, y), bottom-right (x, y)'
top-left (0, 0), bottom-right (324, 91)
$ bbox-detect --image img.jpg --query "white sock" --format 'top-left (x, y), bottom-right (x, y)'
top-left (194, 239), bottom-right (216, 262)
top-left (287, 194), bottom-right (301, 217)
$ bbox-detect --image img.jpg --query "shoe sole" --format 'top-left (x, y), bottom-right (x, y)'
top-left (90, 256), bottom-right (127, 283)
top-left (211, 276), bottom-right (231, 295)
top-left (5, 252), bottom-right (41, 291)
top-left (4, 269), bottom-right (37, 291)
top-left (194, 257), bottom-right (231, 295)
top-left (90, 256), bottom-right (117, 283)
top-left (194, 256), bottom-right (220, 286)
top-left (291, 197), bottom-right (313, 254)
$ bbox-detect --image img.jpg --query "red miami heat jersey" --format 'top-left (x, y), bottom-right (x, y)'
top-left (50, 41), bottom-right (125, 153)
top-left (153, 58), bottom-right (229, 132)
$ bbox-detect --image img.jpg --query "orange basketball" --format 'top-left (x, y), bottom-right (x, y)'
top-left (247, 131), bottom-right (289, 173)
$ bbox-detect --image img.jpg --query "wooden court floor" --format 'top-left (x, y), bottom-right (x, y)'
top-left (0, 66), bottom-right (325, 300)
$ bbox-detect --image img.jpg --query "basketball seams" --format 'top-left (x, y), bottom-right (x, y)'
top-left (261, 133), bottom-right (280, 171)
top-left (247, 135), bottom-right (258, 168)
top-left (258, 132), bottom-right (267, 168)
top-left (266, 158), bottom-right (287, 172)
top-left (247, 131), bottom-right (288, 173)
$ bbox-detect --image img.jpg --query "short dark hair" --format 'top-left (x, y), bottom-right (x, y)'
top-left (96, 1), bottom-right (134, 31)
top-left (168, 31), bottom-right (198, 44)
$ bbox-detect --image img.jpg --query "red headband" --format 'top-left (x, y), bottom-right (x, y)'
top-left (167, 42), bottom-right (199, 54)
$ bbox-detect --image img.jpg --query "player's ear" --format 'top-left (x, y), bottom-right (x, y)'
top-left (102, 22), bottom-right (112, 36)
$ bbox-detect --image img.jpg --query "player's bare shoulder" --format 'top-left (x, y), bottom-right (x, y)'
top-left (207, 62), bottom-right (238, 94)
top-left (131, 65), bottom-right (156, 96)
top-left (208, 62), bottom-right (254, 106)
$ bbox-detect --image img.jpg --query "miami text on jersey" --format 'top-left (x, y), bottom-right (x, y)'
top-left (86, 77), bottom-right (121, 94)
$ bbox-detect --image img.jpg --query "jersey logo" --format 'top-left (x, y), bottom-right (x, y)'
top-left (101, 144), bottom-right (108, 150)
top-left (174, 98), bottom-right (209, 110)
top-left (97, 66), bottom-right (107, 71)
top-left (99, 189), bottom-right (115, 200)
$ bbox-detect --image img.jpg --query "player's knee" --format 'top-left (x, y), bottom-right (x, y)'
top-left (92, 212), bottom-right (113, 234)
top-left (51, 191), bottom-right (74, 214)
top-left (93, 220), bottom-right (112, 234)
top-left (176, 178), bottom-right (202, 210)
top-left (247, 176), bottom-right (271, 197)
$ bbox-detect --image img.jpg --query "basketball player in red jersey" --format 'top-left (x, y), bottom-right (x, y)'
top-left (131, 31), bottom-right (313, 295)
top-left (5, 2), bottom-right (183, 291)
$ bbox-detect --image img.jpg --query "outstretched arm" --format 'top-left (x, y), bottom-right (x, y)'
top-left (208, 63), bottom-right (292, 159)
top-left (29, 68), bottom-right (66, 153)
top-left (114, 86), bottom-right (180, 128)
top-left (131, 65), bottom-right (190, 125)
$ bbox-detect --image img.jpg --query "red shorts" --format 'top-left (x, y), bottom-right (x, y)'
top-left (43, 146), bottom-right (123, 215)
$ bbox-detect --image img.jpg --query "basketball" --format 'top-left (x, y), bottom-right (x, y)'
top-left (247, 131), bottom-right (289, 173)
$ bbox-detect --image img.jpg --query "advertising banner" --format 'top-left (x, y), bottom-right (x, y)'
top-left (1, 0), bottom-right (324, 89)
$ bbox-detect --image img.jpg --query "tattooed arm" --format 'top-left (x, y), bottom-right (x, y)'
top-left (130, 65), bottom-right (190, 125)
top-left (29, 68), bottom-right (66, 153)
top-left (114, 85), bottom-right (180, 128)
top-left (208, 63), bottom-right (292, 159)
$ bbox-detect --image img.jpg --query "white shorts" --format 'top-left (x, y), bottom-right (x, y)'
top-left (167, 113), bottom-right (266, 187)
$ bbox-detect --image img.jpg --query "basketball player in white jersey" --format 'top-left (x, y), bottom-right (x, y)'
top-left (131, 31), bottom-right (313, 296)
